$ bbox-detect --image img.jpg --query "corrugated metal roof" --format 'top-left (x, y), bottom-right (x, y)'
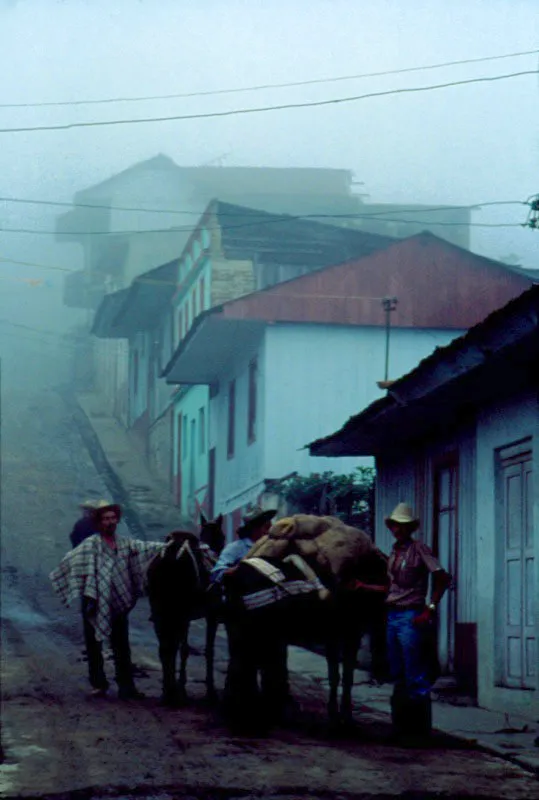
top-left (114, 260), bottom-right (177, 334)
top-left (91, 288), bottom-right (131, 338)
top-left (214, 200), bottom-right (395, 267)
top-left (91, 260), bottom-right (177, 338)
top-left (309, 283), bottom-right (539, 456)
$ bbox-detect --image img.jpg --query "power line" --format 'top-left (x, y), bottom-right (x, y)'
top-left (0, 194), bottom-right (525, 217)
top-left (0, 318), bottom-right (86, 340)
top-left (0, 212), bottom-right (526, 236)
top-left (0, 256), bottom-right (76, 272)
top-left (2, 48), bottom-right (537, 109)
top-left (0, 70), bottom-right (535, 135)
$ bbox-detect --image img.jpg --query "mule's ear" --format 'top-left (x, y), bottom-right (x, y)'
top-left (200, 512), bottom-right (207, 525)
top-left (216, 513), bottom-right (223, 524)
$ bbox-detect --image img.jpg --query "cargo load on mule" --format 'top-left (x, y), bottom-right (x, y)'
top-left (245, 513), bottom-right (385, 592)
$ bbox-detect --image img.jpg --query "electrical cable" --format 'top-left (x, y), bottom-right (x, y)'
top-left (0, 70), bottom-right (535, 134)
top-left (0, 212), bottom-right (526, 236)
top-left (0, 194), bottom-right (525, 217)
top-left (2, 48), bottom-right (536, 109)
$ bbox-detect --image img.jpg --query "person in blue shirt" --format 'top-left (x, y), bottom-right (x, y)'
top-left (210, 504), bottom-right (276, 585)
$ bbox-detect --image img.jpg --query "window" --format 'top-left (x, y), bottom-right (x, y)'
top-left (199, 276), bottom-right (206, 312)
top-left (133, 350), bottom-right (139, 395)
top-left (182, 415), bottom-right (188, 459)
top-left (199, 406), bottom-right (206, 454)
top-left (227, 379), bottom-right (236, 459)
top-left (177, 308), bottom-right (183, 341)
top-left (247, 358), bottom-right (258, 444)
top-left (191, 287), bottom-right (197, 321)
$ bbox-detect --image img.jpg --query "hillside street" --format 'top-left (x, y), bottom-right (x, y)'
top-left (1, 387), bottom-right (538, 800)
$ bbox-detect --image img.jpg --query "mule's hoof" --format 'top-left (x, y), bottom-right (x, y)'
top-left (160, 690), bottom-right (188, 708)
top-left (204, 689), bottom-right (219, 706)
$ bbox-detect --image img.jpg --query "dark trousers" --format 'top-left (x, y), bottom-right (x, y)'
top-left (82, 603), bottom-right (135, 691)
top-left (386, 608), bottom-right (432, 737)
top-left (224, 614), bottom-right (289, 723)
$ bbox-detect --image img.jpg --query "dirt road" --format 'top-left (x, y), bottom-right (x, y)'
top-left (1, 388), bottom-right (538, 799)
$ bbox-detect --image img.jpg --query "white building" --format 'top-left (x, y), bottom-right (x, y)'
top-left (164, 232), bottom-right (532, 538)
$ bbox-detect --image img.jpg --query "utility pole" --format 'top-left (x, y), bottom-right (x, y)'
top-left (526, 194), bottom-right (539, 229)
top-left (382, 297), bottom-right (398, 382)
top-left (0, 357), bottom-right (2, 542)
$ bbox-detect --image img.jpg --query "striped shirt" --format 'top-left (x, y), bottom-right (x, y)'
top-left (50, 534), bottom-right (166, 642)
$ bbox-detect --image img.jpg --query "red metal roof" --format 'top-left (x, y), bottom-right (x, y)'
top-left (217, 233), bottom-right (533, 330)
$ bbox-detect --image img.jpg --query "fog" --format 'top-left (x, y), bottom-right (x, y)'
top-left (0, 0), bottom-right (537, 388)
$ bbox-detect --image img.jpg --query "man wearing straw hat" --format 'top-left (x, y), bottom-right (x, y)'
top-left (69, 499), bottom-right (99, 548)
top-left (385, 502), bottom-right (451, 742)
top-left (210, 504), bottom-right (293, 726)
top-left (210, 504), bottom-right (277, 585)
top-left (51, 500), bottom-right (165, 700)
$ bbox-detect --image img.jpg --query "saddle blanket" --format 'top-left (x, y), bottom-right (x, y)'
top-left (241, 578), bottom-right (324, 610)
top-left (239, 555), bottom-right (327, 611)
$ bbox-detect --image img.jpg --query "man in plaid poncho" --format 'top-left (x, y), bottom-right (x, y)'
top-left (50, 500), bottom-right (166, 699)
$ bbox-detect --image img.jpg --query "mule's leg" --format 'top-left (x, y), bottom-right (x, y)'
top-left (177, 619), bottom-right (190, 705)
top-left (158, 628), bottom-right (179, 705)
top-left (157, 624), bottom-right (181, 706)
top-left (340, 632), bottom-right (360, 726)
top-left (326, 636), bottom-right (341, 727)
top-left (205, 611), bottom-right (219, 704)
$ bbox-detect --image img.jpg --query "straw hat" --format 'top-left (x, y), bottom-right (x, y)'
top-left (384, 502), bottom-right (419, 527)
top-left (79, 499), bottom-right (99, 510)
top-left (92, 499), bottom-right (122, 519)
top-left (237, 504), bottom-right (277, 537)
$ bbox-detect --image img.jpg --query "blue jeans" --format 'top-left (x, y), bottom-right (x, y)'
top-left (387, 609), bottom-right (431, 700)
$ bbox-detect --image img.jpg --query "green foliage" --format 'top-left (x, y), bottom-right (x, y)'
top-left (277, 467), bottom-right (375, 533)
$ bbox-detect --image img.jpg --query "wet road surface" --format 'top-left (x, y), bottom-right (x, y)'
top-left (1, 389), bottom-right (538, 799)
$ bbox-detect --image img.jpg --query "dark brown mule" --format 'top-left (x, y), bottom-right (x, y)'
top-left (224, 549), bottom-right (388, 730)
top-left (146, 515), bottom-right (225, 707)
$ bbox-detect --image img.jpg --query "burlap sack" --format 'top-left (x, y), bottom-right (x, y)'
top-left (246, 514), bottom-right (375, 585)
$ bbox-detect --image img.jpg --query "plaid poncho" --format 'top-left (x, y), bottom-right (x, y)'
top-left (50, 534), bottom-right (166, 642)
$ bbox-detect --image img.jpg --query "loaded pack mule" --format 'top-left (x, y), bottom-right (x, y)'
top-left (224, 519), bottom-right (389, 729)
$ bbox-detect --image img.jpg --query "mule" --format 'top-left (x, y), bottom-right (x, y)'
top-left (146, 516), bottom-right (224, 707)
top-left (223, 549), bottom-right (388, 729)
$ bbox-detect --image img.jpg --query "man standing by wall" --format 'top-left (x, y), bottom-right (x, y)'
top-left (385, 502), bottom-right (451, 742)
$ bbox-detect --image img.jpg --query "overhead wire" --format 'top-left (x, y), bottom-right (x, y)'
top-left (0, 70), bottom-right (535, 134)
top-left (1, 48), bottom-right (537, 109)
top-left (0, 209), bottom-right (528, 237)
top-left (0, 194), bottom-right (526, 217)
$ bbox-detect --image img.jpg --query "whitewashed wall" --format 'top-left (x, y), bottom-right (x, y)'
top-left (264, 323), bottom-right (462, 479)
top-left (374, 454), bottom-right (417, 555)
top-left (128, 331), bottom-right (149, 426)
top-left (172, 385), bottom-right (210, 519)
top-left (211, 331), bottom-right (266, 520)
top-left (475, 390), bottom-right (539, 715)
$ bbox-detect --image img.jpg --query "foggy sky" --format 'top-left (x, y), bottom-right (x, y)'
top-left (0, 0), bottom-right (537, 310)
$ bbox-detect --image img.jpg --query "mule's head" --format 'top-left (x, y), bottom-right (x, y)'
top-left (200, 513), bottom-right (225, 555)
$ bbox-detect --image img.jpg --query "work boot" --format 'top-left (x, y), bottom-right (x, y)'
top-left (398, 696), bottom-right (432, 747)
top-left (390, 690), bottom-right (409, 740)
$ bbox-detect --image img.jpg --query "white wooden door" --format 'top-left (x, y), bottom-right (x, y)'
top-left (498, 444), bottom-right (535, 689)
top-left (434, 460), bottom-right (458, 674)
